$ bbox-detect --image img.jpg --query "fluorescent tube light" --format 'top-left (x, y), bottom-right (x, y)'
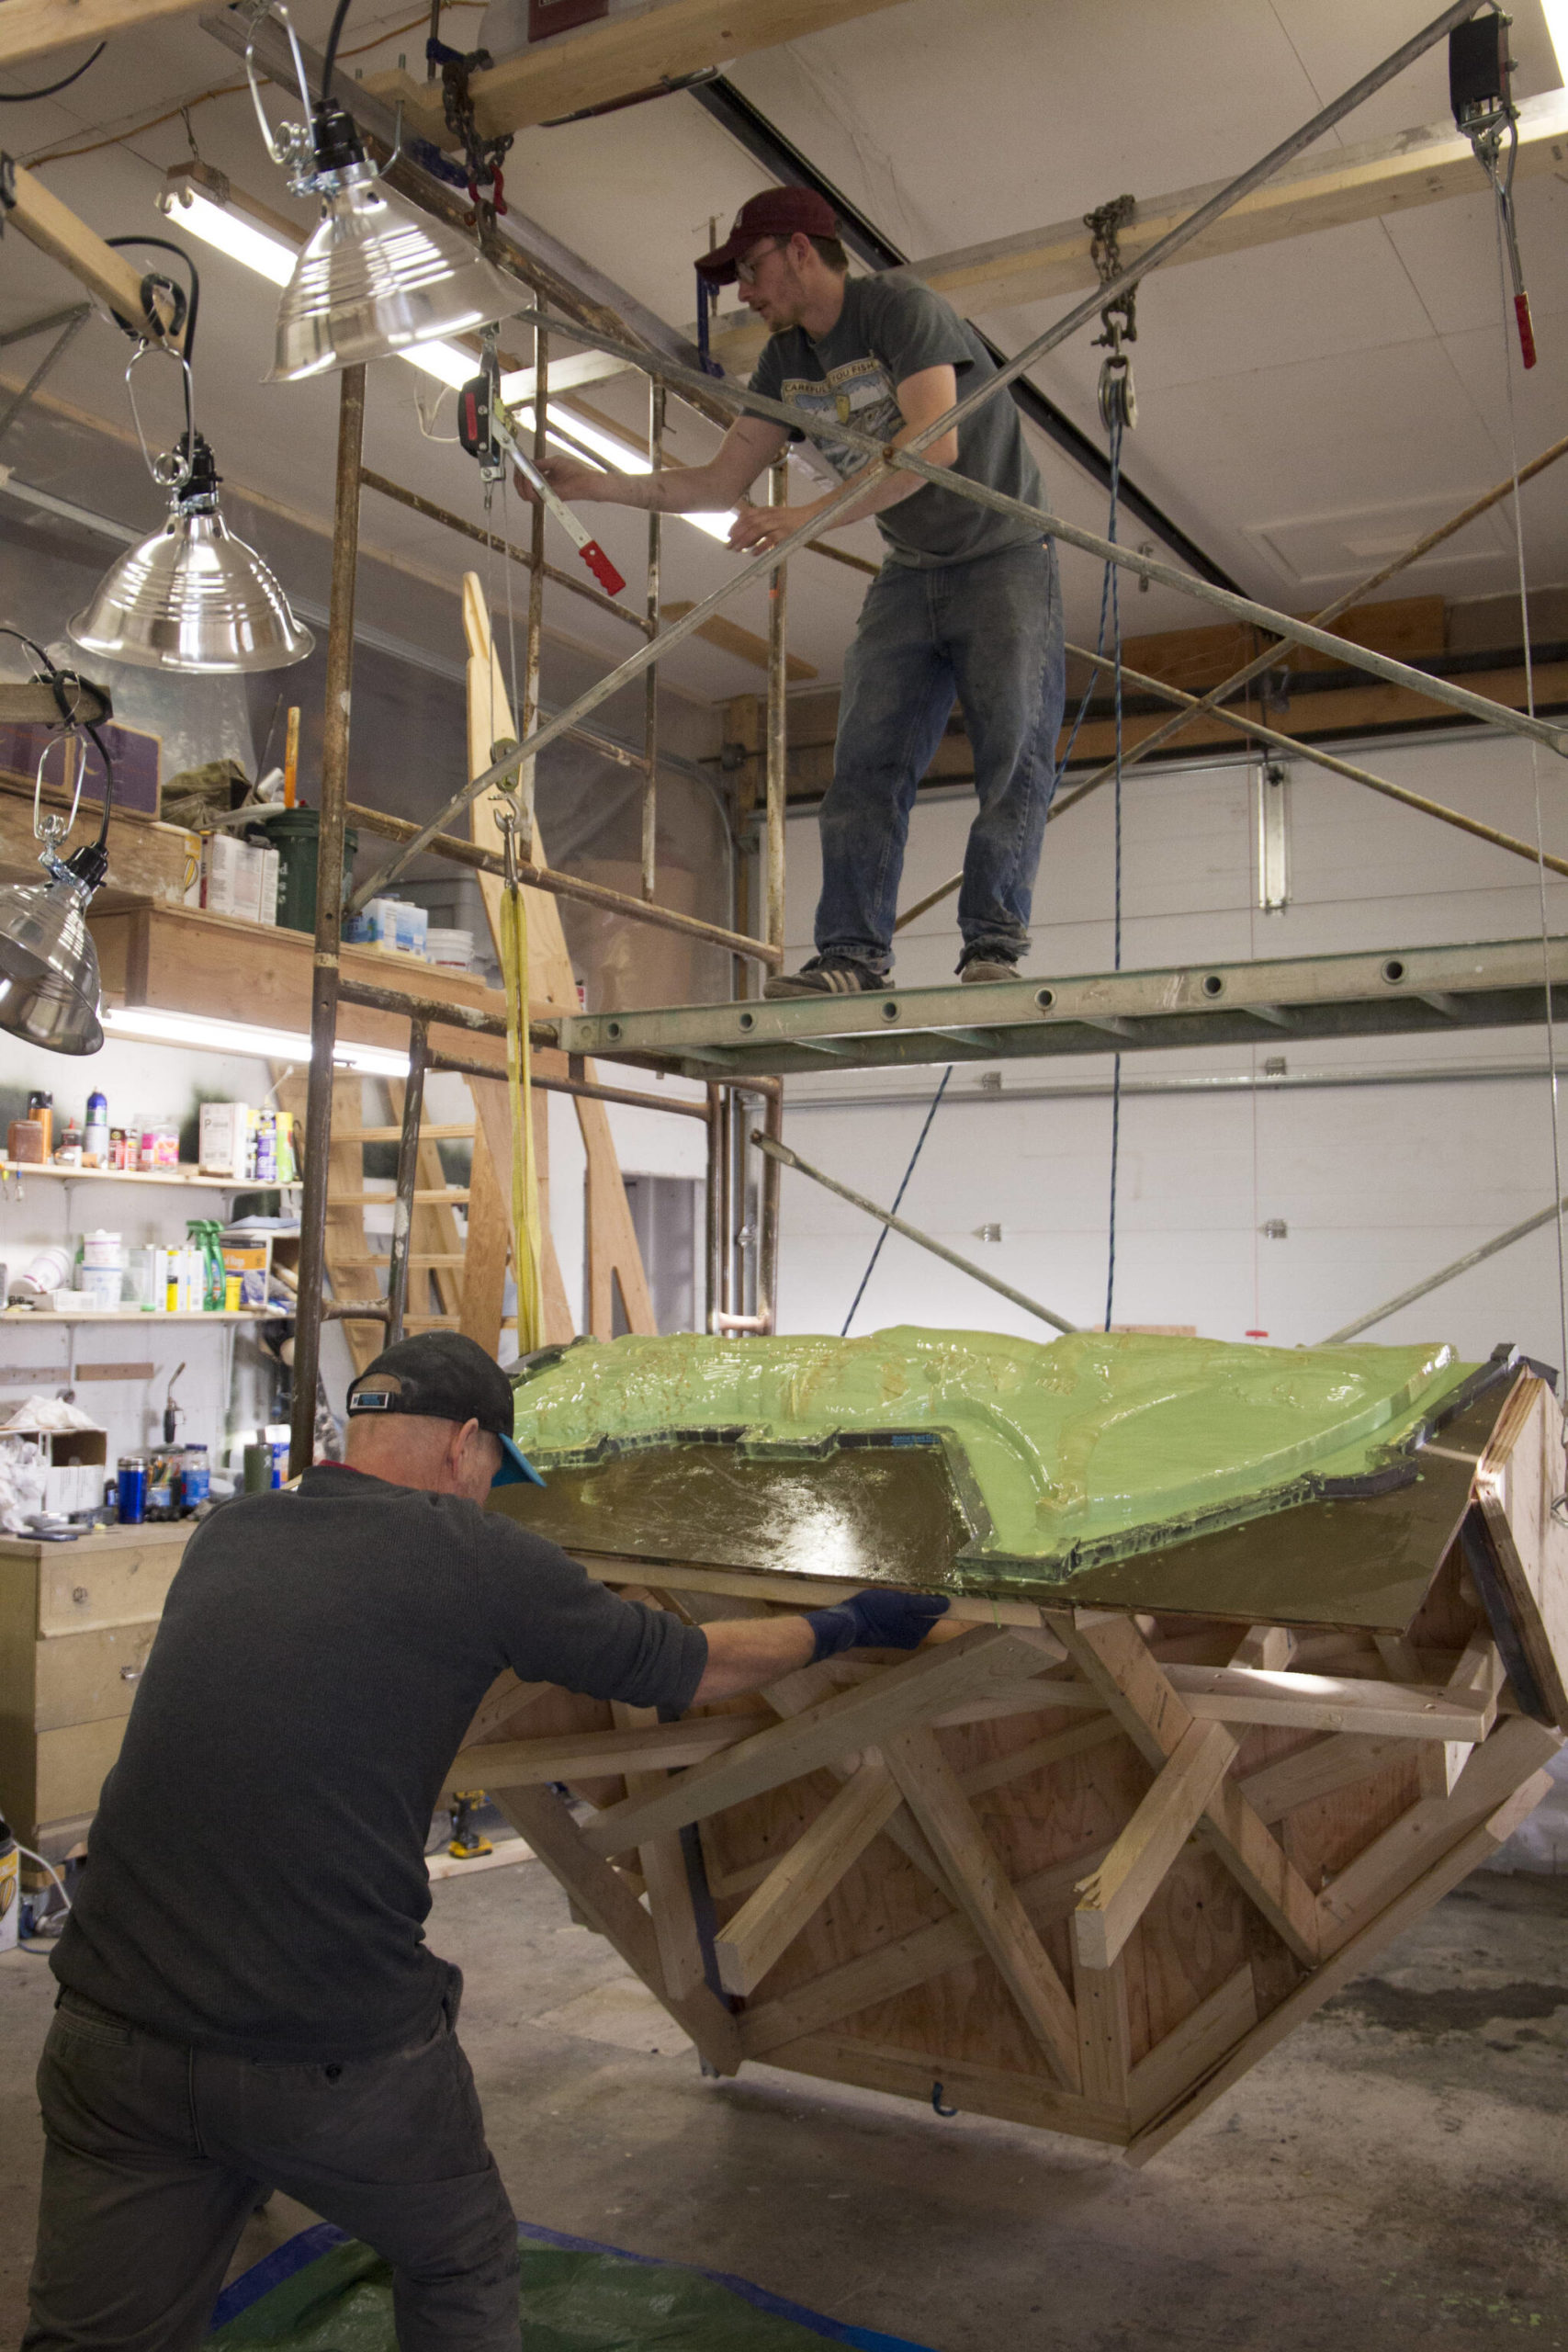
top-left (534, 406), bottom-right (738, 543)
top-left (101, 1003), bottom-right (410, 1078)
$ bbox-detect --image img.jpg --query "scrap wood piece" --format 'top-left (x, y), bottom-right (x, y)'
top-left (714, 1758), bottom-right (902, 1996)
top-left (1314, 1713), bottom-right (1562, 1954)
top-left (613, 1700), bottom-right (711, 2003)
top-left (446, 1710), bottom-right (771, 1794)
top-left (1050, 1609), bottom-right (1321, 1965)
top-left (581, 1625), bottom-right (1055, 1859)
top-left (1073, 1716), bottom-right (1240, 1970)
top-left (883, 1725), bottom-right (1082, 2090)
top-left (1125, 1764), bottom-right (1559, 2164)
top-left (738, 1838), bottom-right (1111, 2060)
top-left (493, 1783), bottom-right (740, 2075)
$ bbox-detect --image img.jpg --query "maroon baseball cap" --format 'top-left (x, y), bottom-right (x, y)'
top-left (696, 188), bottom-right (840, 284)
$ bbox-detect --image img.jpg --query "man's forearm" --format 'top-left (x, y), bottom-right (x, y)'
top-left (575, 464), bottom-right (745, 516)
top-left (693, 1613), bottom-right (815, 1702)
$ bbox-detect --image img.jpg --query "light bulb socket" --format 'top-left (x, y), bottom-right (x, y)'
top-left (61, 839), bottom-right (108, 898)
top-left (174, 430), bottom-right (221, 512)
top-left (311, 103), bottom-right (368, 178)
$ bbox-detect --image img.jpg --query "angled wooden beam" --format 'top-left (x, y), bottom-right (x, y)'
top-left (1073, 1717), bottom-right (1240, 1971)
top-left (1163, 1660), bottom-right (1489, 1743)
top-left (1, 0), bottom-right (197, 68)
top-left (5, 164), bottom-right (179, 342)
top-left (1072, 1948), bottom-right (1133, 2106)
top-left (493, 1782), bottom-right (740, 2075)
top-left (1419, 1631), bottom-right (1507, 1798)
top-left (1051, 1611), bottom-right (1321, 1966)
top-left (1237, 1731), bottom-right (1409, 1826)
top-left (370, 0), bottom-right (913, 145)
top-left (447, 1710), bottom-right (770, 1793)
top-left (714, 1758), bottom-right (901, 1996)
top-left (739, 1839), bottom-right (1111, 2060)
top-left (612, 1699), bottom-right (710, 2004)
top-left (709, 89), bottom-right (1568, 376)
top-left (884, 1725), bottom-right (1082, 2090)
top-left (1126, 1766), bottom-right (1558, 2164)
top-left (1126, 1963), bottom-right (1258, 2135)
top-left (581, 1625), bottom-right (1054, 1858)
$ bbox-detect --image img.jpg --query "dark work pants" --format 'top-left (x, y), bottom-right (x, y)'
top-left (24, 1989), bottom-right (520, 2352)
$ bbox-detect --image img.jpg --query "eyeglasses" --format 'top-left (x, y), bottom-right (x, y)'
top-left (736, 238), bottom-right (786, 287)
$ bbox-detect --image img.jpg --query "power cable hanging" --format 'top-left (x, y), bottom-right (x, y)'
top-left (840, 1066), bottom-right (953, 1337)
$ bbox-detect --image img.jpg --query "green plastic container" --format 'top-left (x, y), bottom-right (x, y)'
top-left (254, 808), bottom-right (358, 935)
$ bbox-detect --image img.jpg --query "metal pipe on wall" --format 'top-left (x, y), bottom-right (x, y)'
top-left (385, 1020), bottom-right (428, 1345)
top-left (1320, 1194), bottom-right (1568, 1345)
top-left (705, 1082), bottom-right (724, 1332)
top-left (520, 318), bottom-right (547, 862)
top-left (643, 379), bottom-right (664, 901)
top-left (765, 453), bottom-right (789, 958)
top-left (289, 364), bottom-right (365, 1479)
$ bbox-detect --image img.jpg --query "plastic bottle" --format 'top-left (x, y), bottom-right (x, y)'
top-left (178, 1445), bottom-right (209, 1514)
top-left (83, 1091), bottom-right (109, 1166)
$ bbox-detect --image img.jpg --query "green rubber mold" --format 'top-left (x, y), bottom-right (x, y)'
top-left (509, 1329), bottom-right (1474, 1576)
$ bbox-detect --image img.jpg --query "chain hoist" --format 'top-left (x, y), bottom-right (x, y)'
top-left (1450, 11), bottom-right (1536, 368)
top-left (1084, 191), bottom-right (1138, 434)
top-left (424, 37), bottom-right (513, 230)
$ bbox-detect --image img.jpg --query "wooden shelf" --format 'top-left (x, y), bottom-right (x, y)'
top-left (1, 1308), bottom-right (289, 1325)
top-left (0, 1161), bottom-right (278, 1190)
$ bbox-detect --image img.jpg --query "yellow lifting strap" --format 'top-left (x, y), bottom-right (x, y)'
top-left (498, 822), bottom-right (544, 1356)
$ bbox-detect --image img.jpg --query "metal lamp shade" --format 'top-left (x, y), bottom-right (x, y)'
top-left (69, 506), bottom-right (313, 675)
top-left (0, 873), bottom-right (104, 1055)
top-left (271, 173), bottom-right (522, 382)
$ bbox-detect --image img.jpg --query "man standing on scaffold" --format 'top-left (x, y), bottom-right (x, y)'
top-left (530, 188), bottom-right (1065, 997)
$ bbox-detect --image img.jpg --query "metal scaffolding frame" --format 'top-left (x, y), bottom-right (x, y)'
top-left (283, 0), bottom-right (1567, 1468)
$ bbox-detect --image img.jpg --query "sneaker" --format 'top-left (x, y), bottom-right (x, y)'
top-left (959, 957), bottom-right (1019, 986)
top-left (763, 960), bottom-right (882, 1000)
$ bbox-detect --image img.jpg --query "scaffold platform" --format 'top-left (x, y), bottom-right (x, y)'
top-left (544, 936), bottom-right (1568, 1081)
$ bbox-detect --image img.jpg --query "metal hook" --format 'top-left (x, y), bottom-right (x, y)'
top-left (931, 2082), bottom-right (958, 2118)
top-left (125, 340), bottom-right (197, 493)
top-left (243, 0), bottom-right (318, 188)
top-left (34, 730), bottom-right (86, 847)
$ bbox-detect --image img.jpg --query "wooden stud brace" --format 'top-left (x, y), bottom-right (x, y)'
top-left (612, 1700), bottom-right (710, 2005)
top-left (580, 1626), bottom-right (1055, 1859)
top-left (713, 1758), bottom-right (902, 1996)
top-left (1072, 1715), bottom-right (1240, 1971)
top-left (883, 1725), bottom-right (1082, 2091)
top-left (446, 1710), bottom-right (771, 1794)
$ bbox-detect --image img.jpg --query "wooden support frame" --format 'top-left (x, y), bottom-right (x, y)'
top-left (463, 1374), bottom-right (1567, 2161)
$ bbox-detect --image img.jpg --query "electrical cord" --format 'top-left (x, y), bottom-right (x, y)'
top-left (105, 233), bottom-right (200, 360)
top-left (319, 0), bottom-right (358, 107)
top-left (0, 43), bottom-right (106, 101)
top-left (840, 1065), bottom-right (953, 1338)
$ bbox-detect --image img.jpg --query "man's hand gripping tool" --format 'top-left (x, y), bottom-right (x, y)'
top-left (457, 362), bottom-right (626, 597)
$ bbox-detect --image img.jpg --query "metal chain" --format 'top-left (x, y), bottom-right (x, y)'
top-left (1085, 193), bottom-right (1138, 434)
top-left (429, 37), bottom-right (513, 230)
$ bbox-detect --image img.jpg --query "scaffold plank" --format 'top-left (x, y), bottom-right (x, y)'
top-left (541, 937), bottom-right (1568, 1080)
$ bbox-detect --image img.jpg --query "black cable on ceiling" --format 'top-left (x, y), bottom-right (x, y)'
top-left (688, 74), bottom-right (1247, 596)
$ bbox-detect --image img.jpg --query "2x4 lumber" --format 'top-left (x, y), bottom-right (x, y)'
top-left (1073, 1717), bottom-right (1240, 1971)
top-left (883, 1725), bottom-right (1082, 2090)
top-left (1314, 1715), bottom-right (1562, 1954)
top-left (1126, 1964), bottom-right (1258, 2134)
top-left (612, 1698), bottom-right (710, 2005)
top-left (765, 2032), bottom-right (1128, 2146)
top-left (1160, 1660), bottom-right (1490, 1743)
top-left (1073, 1949), bottom-right (1133, 2105)
top-left (757, 1656), bottom-right (952, 1895)
top-left (1125, 1767), bottom-right (1559, 2164)
top-left (581, 1555), bottom-right (1055, 1629)
top-left (446, 1709), bottom-right (771, 1794)
top-left (1053, 1611), bottom-right (1321, 1966)
top-left (580, 1626), bottom-right (1055, 1859)
top-left (493, 1784), bottom-right (740, 2075)
top-left (371, 0), bottom-right (910, 144)
top-left (713, 1759), bottom-right (902, 1996)
top-left (739, 1839), bottom-right (1111, 2061)
top-left (4, 164), bottom-right (179, 339)
top-left (1237, 1732), bottom-right (1410, 1826)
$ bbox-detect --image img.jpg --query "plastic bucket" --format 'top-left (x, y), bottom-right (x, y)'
top-left (426, 928), bottom-right (473, 970)
top-left (253, 808), bottom-right (359, 935)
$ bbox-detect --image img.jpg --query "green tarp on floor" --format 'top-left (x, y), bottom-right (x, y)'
top-left (209, 2224), bottom-right (931, 2352)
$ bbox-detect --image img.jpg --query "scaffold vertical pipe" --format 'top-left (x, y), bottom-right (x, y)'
top-left (642, 379), bottom-right (664, 900)
top-left (757, 1083), bottom-right (783, 1334)
top-left (520, 315), bottom-right (547, 860)
top-left (705, 1083), bottom-right (724, 1332)
top-left (385, 1020), bottom-right (428, 1346)
top-left (288, 363), bottom-right (365, 1477)
top-left (765, 453), bottom-right (788, 956)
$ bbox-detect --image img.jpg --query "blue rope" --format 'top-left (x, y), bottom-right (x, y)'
top-left (840, 1066), bottom-right (953, 1337)
top-left (1103, 410), bottom-right (1125, 1333)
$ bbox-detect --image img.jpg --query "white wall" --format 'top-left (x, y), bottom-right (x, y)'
top-left (773, 729), bottom-right (1568, 1372)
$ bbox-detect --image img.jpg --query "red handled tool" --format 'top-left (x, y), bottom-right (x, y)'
top-left (457, 371), bottom-right (626, 595)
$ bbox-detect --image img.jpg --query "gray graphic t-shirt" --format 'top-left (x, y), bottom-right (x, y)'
top-left (750, 274), bottom-right (1045, 567)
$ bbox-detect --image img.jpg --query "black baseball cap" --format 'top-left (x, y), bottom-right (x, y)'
top-left (346, 1333), bottom-right (543, 1487)
top-left (695, 187), bottom-right (840, 284)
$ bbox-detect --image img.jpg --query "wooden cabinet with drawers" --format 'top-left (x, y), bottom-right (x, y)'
top-left (0, 1523), bottom-right (193, 1859)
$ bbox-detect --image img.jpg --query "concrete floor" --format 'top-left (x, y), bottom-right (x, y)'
top-left (4, 1858), bottom-right (1567, 2352)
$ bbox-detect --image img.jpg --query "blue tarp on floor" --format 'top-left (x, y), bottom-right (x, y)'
top-left (209, 2219), bottom-right (935, 2351)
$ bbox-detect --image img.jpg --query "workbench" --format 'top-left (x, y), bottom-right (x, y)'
top-left (0, 1521), bottom-right (192, 1859)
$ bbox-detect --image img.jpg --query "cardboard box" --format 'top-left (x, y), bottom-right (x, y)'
top-left (220, 1243), bottom-right (269, 1309)
top-left (198, 1102), bottom-right (252, 1181)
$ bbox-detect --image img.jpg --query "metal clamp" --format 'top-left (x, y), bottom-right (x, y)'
top-left (125, 338), bottom-right (196, 492)
top-left (33, 730), bottom-right (86, 848)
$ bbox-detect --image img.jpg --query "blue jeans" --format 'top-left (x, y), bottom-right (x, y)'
top-left (814, 537), bottom-right (1066, 976)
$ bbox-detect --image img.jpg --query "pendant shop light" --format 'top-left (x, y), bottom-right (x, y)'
top-left (0, 646), bottom-right (113, 1056)
top-left (70, 253), bottom-right (313, 673)
top-left (249, 1), bottom-right (523, 383)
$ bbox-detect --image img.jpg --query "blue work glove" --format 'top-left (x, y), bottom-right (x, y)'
top-left (805, 1589), bottom-right (951, 1659)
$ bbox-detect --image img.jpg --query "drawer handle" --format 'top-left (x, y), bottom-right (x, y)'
top-left (119, 1665), bottom-right (141, 1683)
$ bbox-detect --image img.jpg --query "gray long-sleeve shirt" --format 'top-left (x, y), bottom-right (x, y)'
top-left (51, 1464), bottom-right (707, 2059)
